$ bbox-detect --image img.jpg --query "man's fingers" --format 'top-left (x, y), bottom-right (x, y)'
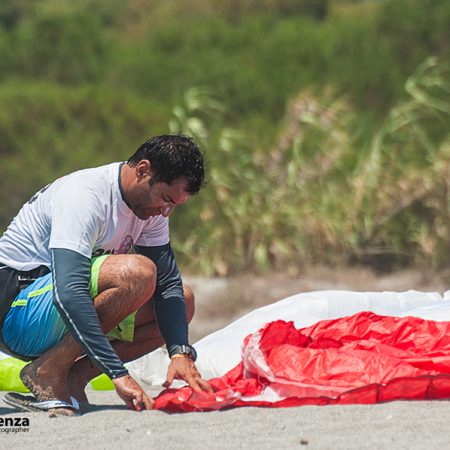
top-left (138, 393), bottom-right (154, 410)
top-left (163, 360), bottom-right (212, 395)
top-left (188, 376), bottom-right (213, 394)
top-left (186, 376), bottom-right (203, 393)
top-left (163, 369), bottom-right (175, 388)
top-left (131, 392), bottom-right (154, 411)
top-left (115, 387), bottom-right (134, 409)
top-left (143, 394), bottom-right (155, 410)
top-left (197, 378), bottom-right (214, 394)
top-left (184, 370), bottom-right (210, 394)
top-left (114, 375), bottom-right (154, 411)
top-left (132, 398), bottom-right (144, 411)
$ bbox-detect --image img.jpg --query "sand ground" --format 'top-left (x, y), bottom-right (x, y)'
top-left (1, 267), bottom-right (449, 449)
top-left (1, 389), bottom-right (450, 450)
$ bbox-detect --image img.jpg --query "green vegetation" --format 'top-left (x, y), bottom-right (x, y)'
top-left (0, 0), bottom-right (448, 274)
top-left (170, 58), bottom-right (450, 274)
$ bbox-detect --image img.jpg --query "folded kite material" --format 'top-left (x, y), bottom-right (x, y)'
top-left (154, 312), bottom-right (450, 412)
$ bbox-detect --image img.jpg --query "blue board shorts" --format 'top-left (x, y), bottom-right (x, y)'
top-left (2, 255), bottom-right (137, 359)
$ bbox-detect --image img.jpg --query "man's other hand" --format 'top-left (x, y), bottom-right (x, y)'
top-left (163, 356), bottom-right (214, 394)
top-left (113, 374), bottom-right (155, 411)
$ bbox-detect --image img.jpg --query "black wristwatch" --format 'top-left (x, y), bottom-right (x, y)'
top-left (169, 344), bottom-right (197, 361)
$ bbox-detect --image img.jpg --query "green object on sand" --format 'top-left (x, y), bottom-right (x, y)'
top-left (89, 374), bottom-right (115, 390)
top-left (0, 357), bottom-right (29, 392)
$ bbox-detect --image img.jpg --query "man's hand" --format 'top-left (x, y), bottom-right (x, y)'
top-left (113, 374), bottom-right (155, 411)
top-left (163, 356), bottom-right (214, 394)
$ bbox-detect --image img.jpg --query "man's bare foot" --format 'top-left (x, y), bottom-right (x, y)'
top-left (20, 361), bottom-right (78, 417)
top-left (47, 405), bottom-right (78, 418)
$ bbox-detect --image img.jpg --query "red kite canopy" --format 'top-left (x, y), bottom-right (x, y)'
top-left (155, 312), bottom-right (450, 412)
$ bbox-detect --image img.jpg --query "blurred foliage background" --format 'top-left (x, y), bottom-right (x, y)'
top-left (0, 0), bottom-right (448, 275)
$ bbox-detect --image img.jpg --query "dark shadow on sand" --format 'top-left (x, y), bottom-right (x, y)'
top-left (0, 401), bottom-right (128, 416)
top-left (0, 405), bottom-right (31, 415)
top-left (80, 403), bottom-right (129, 415)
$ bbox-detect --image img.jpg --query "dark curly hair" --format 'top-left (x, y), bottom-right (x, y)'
top-left (127, 135), bottom-right (205, 195)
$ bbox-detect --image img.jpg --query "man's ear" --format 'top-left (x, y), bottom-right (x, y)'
top-left (136, 160), bottom-right (152, 179)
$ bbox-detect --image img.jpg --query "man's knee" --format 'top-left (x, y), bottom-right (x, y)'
top-left (125, 255), bottom-right (156, 301)
top-left (100, 254), bottom-right (156, 302)
top-left (183, 284), bottom-right (195, 323)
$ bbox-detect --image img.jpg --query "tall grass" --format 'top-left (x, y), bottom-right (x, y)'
top-left (170, 58), bottom-right (450, 275)
top-left (350, 57), bottom-right (450, 269)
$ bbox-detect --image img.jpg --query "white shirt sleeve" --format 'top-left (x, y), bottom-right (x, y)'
top-left (49, 181), bottom-right (104, 258)
top-left (136, 215), bottom-right (170, 247)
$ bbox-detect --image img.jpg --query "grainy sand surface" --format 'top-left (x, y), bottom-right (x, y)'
top-left (1, 389), bottom-right (450, 450)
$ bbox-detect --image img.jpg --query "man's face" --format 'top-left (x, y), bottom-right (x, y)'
top-left (126, 162), bottom-right (191, 220)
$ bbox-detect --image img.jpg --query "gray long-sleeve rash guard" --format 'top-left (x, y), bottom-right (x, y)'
top-left (136, 244), bottom-right (189, 353)
top-left (51, 243), bottom-right (188, 379)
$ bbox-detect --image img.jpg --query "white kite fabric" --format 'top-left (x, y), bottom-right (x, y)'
top-left (126, 289), bottom-right (450, 411)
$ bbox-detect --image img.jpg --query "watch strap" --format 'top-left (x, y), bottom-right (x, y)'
top-left (169, 344), bottom-right (197, 361)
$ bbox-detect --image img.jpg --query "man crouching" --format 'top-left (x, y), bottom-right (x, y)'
top-left (0, 135), bottom-right (212, 416)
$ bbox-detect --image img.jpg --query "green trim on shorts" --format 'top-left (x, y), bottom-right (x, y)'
top-left (11, 283), bottom-right (54, 308)
top-left (11, 299), bottom-right (28, 307)
top-left (28, 283), bottom-right (54, 298)
top-left (90, 255), bottom-right (136, 343)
